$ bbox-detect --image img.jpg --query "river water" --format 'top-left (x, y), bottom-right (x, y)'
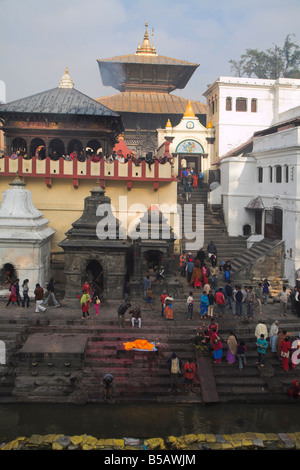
top-left (0, 403), bottom-right (299, 441)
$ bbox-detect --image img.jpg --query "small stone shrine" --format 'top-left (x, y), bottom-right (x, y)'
top-left (129, 205), bottom-right (179, 297)
top-left (0, 175), bottom-right (55, 295)
top-left (59, 183), bottom-right (132, 300)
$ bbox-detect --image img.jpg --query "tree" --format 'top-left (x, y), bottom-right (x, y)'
top-left (229, 35), bottom-right (300, 79)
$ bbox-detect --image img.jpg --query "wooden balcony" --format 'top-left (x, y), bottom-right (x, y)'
top-left (0, 155), bottom-right (175, 190)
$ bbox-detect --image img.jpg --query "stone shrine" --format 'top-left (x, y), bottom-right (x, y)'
top-left (59, 183), bottom-right (132, 300)
top-left (0, 175), bottom-right (55, 295)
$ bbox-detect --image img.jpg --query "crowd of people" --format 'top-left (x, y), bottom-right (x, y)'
top-left (4, 148), bottom-right (173, 167)
top-left (5, 278), bottom-right (60, 312)
top-left (179, 243), bottom-right (300, 321)
top-left (178, 166), bottom-right (204, 201)
top-left (4, 249), bottom-right (299, 400)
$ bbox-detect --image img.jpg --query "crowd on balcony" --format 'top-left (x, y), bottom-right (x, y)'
top-left (1, 148), bottom-right (173, 167)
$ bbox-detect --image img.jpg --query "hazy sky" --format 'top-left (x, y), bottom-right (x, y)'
top-left (1, 0), bottom-right (300, 104)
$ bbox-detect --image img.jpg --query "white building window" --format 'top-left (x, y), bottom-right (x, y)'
top-left (269, 166), bottom-right (273, 182)
top-left (236, 97), bottom-right (247, 112)
top-left (251, 99), bottom-right (257, 112)
top-left (258, 166), bottom-right (263, 183)
top-left (226, 97), bottom-right (232, 111)
top-left (275, 165), bottom-right (282, 183)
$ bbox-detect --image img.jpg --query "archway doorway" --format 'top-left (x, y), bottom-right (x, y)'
top-left (144, 250), bottom-right (164, 272)
top-left (0, 263), bottom-right (16, 288)
top-left (85, 260), bottom-right (104, 296)
top-left (179, 154), bottom-right (201, 173)
top-left (264, 208), bottom-right (282, 239)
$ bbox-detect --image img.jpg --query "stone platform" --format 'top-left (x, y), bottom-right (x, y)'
top-left (20, 333), bottom-right (87, 356)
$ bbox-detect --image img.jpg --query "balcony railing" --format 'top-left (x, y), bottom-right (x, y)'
top-left (0, 155), bottom-right (175, 190)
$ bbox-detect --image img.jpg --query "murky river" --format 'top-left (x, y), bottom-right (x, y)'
top-left (0, 403), bottom-right (299, 441)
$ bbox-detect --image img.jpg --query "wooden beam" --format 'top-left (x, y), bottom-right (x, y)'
top-left (196, 355), bottom-right (219, 403)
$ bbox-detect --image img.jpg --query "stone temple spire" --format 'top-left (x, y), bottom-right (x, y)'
top-left (59, 67), bottom-right (74, 89)
top-left (136, 21), bottom-right (157, 56)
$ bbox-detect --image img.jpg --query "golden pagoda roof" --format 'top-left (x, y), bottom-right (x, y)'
top-left (96, 92), bottom-right (206, 115)
top-left (98, 53), bottom-right (198, 66)
top-left (97, 23), bottom-right (199, 93)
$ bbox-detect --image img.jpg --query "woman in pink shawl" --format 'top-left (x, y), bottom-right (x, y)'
top-left (202, 264), bottom-right (209, 285)
top-left (6, 282), bottom-right (18, 307)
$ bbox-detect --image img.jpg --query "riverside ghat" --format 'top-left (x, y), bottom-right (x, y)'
top-left (1, 289), bottom-right (300, 406)
top-left (0, 174), bottom-right (299, 409)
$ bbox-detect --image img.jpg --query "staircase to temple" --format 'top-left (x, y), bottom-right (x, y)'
top-left (178, 185), bottom-right (285, 290)
top-left (178, 184), bottom-right (248, 263)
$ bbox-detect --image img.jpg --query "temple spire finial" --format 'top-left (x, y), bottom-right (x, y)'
top-left (183, 100), bottom-right (195, 118)
top-left (59, 67), bottom-right (74, 89)
top-left (136, 21), bottom-right (157, 55)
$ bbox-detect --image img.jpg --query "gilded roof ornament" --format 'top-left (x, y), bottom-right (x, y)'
top-left (136, 21), bottom-right (157, 56)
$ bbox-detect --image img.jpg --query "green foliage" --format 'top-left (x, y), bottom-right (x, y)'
top-left (229, 35), bottom-right (300, 79)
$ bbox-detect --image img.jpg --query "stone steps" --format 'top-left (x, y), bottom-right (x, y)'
top-left (1, 294), bottom-right (300, 404)
top-left (230, 239), bottom-right (281, 274)
top-left (179, 187), bottom-right (248, 261)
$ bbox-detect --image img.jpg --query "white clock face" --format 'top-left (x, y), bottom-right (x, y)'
top-left (186, 121), bottom-right (194, 129)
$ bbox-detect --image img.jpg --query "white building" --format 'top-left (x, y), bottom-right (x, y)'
top-left (209, 105), bottom-right (300, 286)
top-left (203, 76), bottom-right (300, 160)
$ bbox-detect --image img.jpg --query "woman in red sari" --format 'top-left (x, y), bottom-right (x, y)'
top-left (208, 318), bottom-right (219, 338)
top-left (192, 173), bottom-right (198, 190)
top-left (281, 336), bottom-right (291, 371)
top-left (211, 329), bottom-right (223, 363)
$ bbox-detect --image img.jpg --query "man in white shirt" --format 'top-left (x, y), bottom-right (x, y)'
top-left (279, 286), bottom-right (289, 317)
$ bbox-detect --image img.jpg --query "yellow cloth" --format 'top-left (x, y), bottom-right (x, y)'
top-left (123, 339), bottom-right (155, 351)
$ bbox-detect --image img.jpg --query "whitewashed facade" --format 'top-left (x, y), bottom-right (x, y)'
top-left (209, 106), bottom-right (300, 285)
top-left (203, 76), bottom-right (300, 160)
top-left (0, 175), bottom-right (55, 296)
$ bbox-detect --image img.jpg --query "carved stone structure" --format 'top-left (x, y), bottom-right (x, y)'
top-left (130, 206), bottom-right (175, 279)
top-left (59, 184), bottom-right (132, 300)
top-left (0, 175), bottom-right (55, 295)
top-left (129, 206), bottom-right (180, 298)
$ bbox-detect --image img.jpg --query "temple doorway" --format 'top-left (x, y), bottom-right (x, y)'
top-left (0, 263), bottom-right (16, 288)
top-left (179, 154), bottom-right (201, 173)
top-left (85, 260), bottom-right (104, 295)
top-left (264, 208), bottom-right (282, 239)
top-left (144, 250), bottom-right (163, 272)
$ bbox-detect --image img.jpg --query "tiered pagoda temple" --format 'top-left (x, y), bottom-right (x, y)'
top-left (96, 22), bottom-right (207, 155)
